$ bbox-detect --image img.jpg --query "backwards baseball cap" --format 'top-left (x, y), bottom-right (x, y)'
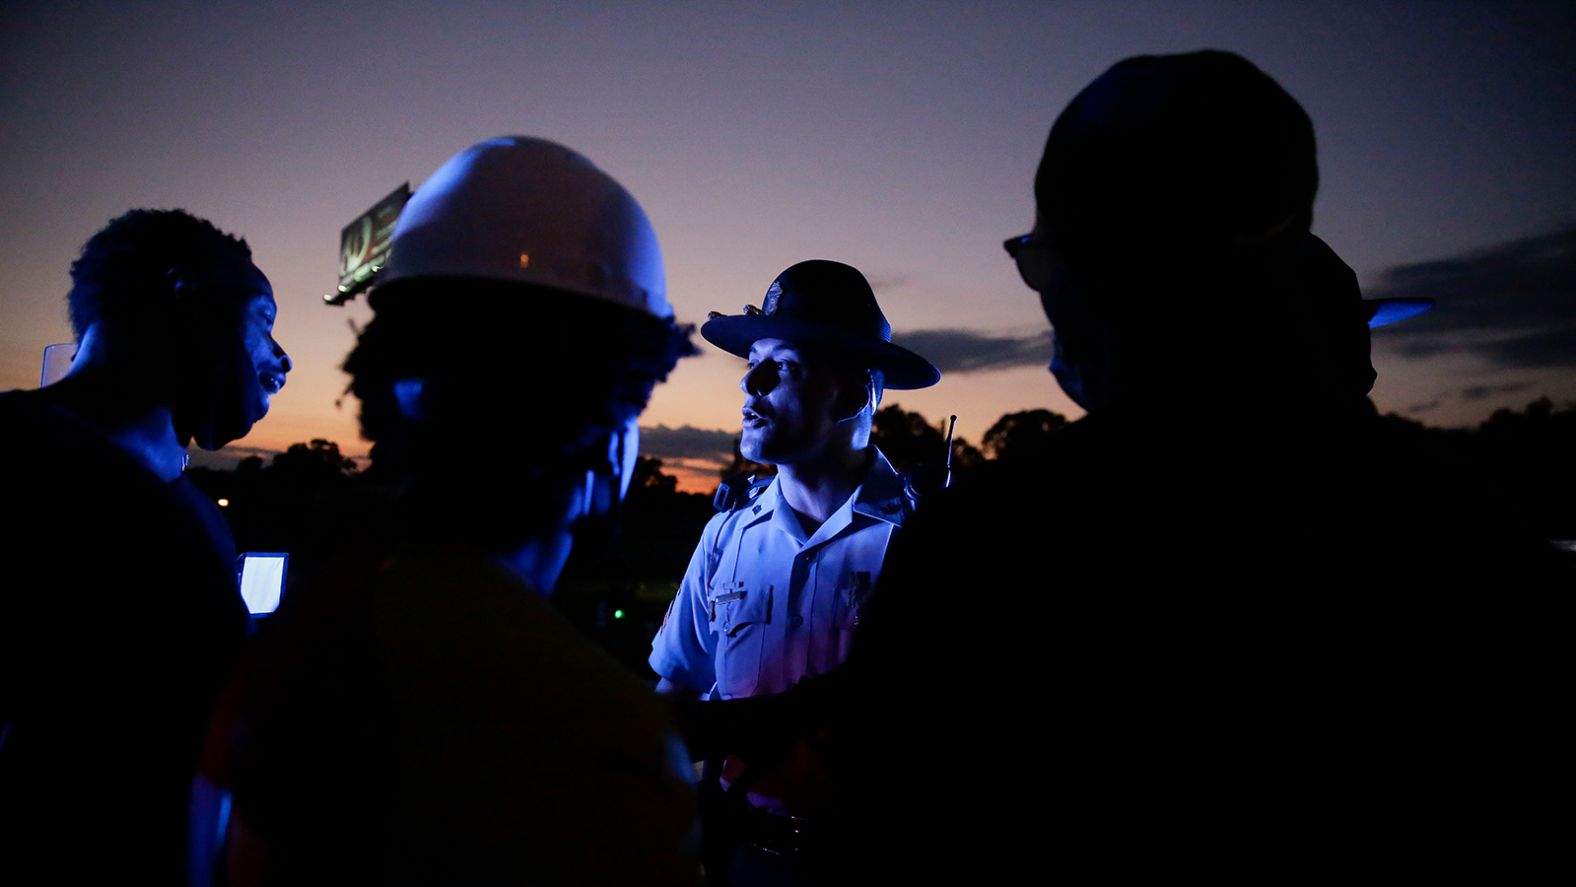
top-left (701, 260), bottom-right (940, 389)
top-left (1037, 49), bottom-right (1318, 258)
top-left (1029, 49), bottom-right (1432, 327)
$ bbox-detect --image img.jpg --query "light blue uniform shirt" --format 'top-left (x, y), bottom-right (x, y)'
top-left (650, 448), bottom-right (909, 700)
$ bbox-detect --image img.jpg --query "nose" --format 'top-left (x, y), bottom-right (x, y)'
top-left (274, 339), bottom-right (292, 375)
top-left (741, 361), bottom-right (776, 397)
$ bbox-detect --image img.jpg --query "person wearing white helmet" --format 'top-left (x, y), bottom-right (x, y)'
top-left (206, 137), bottom-right (699, 886)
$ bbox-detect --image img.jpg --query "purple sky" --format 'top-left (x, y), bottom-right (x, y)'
top-left (4, 1), bottom-right (1572, 486)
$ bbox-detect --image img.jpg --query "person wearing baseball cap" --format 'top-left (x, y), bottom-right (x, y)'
top-left (816, 49), bottom-right (1568, 882)
top-left (649, 258), bottom-right (937, 884)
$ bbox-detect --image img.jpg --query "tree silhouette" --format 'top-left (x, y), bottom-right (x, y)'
top-left (631, 454), bottom-right (678, 495)
top-left (871, 404), bottom-right (984, 481)
top-left (270, 438), bottom-right (359, 483)
top-left (872, 404), bottom-right (945, 472)
top-left (1471, 397), bottom-right (1576, 539)
top-left (982, 409), bottom-right (1070, 464)
top-left (181, 395), bottom-right (1576, 676)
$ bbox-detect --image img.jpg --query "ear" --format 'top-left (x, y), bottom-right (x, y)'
top-left (576, 418), bottom-right (639, 521)
top-left (832, 373), bottom-right (874, 424)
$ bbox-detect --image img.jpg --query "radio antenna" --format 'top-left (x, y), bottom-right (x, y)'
top-left (942, 414), bottom-right (957, 488)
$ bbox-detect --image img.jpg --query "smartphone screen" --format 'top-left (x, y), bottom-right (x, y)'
top-left (238, 552), bottom-right (288, 616)
top-left (41, 342), bottom-right (77, 386)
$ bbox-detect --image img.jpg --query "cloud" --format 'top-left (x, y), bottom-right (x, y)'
top-left (1459, 381), bottom-right (1535, 402)
top-left (892, 225), bottom-right (1574, 381)
top-left (864, 274), bottom-right (911, 292)
top-left (894, 328), bottom-right (1053, 374)
top-left (188, 446), bottom-right (279, 472)
top-left (638, 424), bottom-right (736, 460)
top-left (1370, 223), bottom-right (1576, 371)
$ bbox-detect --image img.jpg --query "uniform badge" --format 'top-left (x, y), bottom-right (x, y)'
top-left (762, 281), bottom-right (782, 316)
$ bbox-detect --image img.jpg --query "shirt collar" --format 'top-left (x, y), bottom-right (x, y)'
top-left (850, 446), bottom-right (909, 526)
top-left (754, 445), bottom-right (910, 543)
top-left (758, 479), bottom-right (804, 542)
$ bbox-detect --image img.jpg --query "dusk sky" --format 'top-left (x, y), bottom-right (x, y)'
top-left (4, 1), bottom-right (1572, 490)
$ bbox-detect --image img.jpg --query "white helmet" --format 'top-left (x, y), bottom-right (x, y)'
top-left (378, 136), bottom-right (670, 319)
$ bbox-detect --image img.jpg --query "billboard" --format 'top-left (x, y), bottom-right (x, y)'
top-left (327, 183), bottom-right (411, 305)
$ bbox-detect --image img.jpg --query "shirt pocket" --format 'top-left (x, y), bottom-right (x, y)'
top-left (833, 571), bottom-right (874, 663)
top-left (834, 571), bottom-right (874, 630)
top-left (708, 579), bottom-right (772, 699)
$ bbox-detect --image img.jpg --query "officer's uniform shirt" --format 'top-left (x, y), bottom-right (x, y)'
top-left (651, 448), bottom-right (908, 702)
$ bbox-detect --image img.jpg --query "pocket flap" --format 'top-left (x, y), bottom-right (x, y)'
top-left (708, 580), bottom-right (772, 635)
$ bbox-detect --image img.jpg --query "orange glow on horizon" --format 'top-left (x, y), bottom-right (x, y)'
top-left (666, 461), bottom-right (724, 496)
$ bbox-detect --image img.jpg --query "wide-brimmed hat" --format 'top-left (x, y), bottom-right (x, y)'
top-left (701, 260), bottom-right (940, 389)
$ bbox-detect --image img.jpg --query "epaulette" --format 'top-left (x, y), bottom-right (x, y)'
top-left (713, 473), bottom-right (774, 513)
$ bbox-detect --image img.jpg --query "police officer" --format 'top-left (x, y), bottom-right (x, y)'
top-left (649, 259), bottom-right (938, 883)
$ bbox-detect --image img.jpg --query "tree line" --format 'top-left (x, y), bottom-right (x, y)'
top-left (190, 398), bottom-right (1576, 672)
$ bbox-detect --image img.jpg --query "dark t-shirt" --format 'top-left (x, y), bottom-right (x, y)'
top-left (819, 408), bottom-right (1566, 881)
top-left (218, 542), bottom-right (699, 885)
top-left (0, 389), bottom-right (249, 883)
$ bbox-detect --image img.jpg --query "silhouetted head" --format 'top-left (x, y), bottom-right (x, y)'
top-left (67, 209), bottom-right (291, 448)
top-left (701, 260), bottom-right (937, 465)
top-left (345, 137), bottom-right (693, 556)
top-left (1011, 50), bottom-right (1377, 413)
top-left (1036, 50), bottom-right (1317, 278)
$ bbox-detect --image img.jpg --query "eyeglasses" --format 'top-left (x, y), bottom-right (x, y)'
top-left (1003, 231), bottom-right (1057, 294)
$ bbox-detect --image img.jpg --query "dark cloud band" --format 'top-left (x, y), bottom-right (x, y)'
top-left (894, 328), bottom-right (1053, 374)
top-left (1370, 223), bottom-right (1576, 371)
top-left (638, 424), bottom-right (737, 460)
